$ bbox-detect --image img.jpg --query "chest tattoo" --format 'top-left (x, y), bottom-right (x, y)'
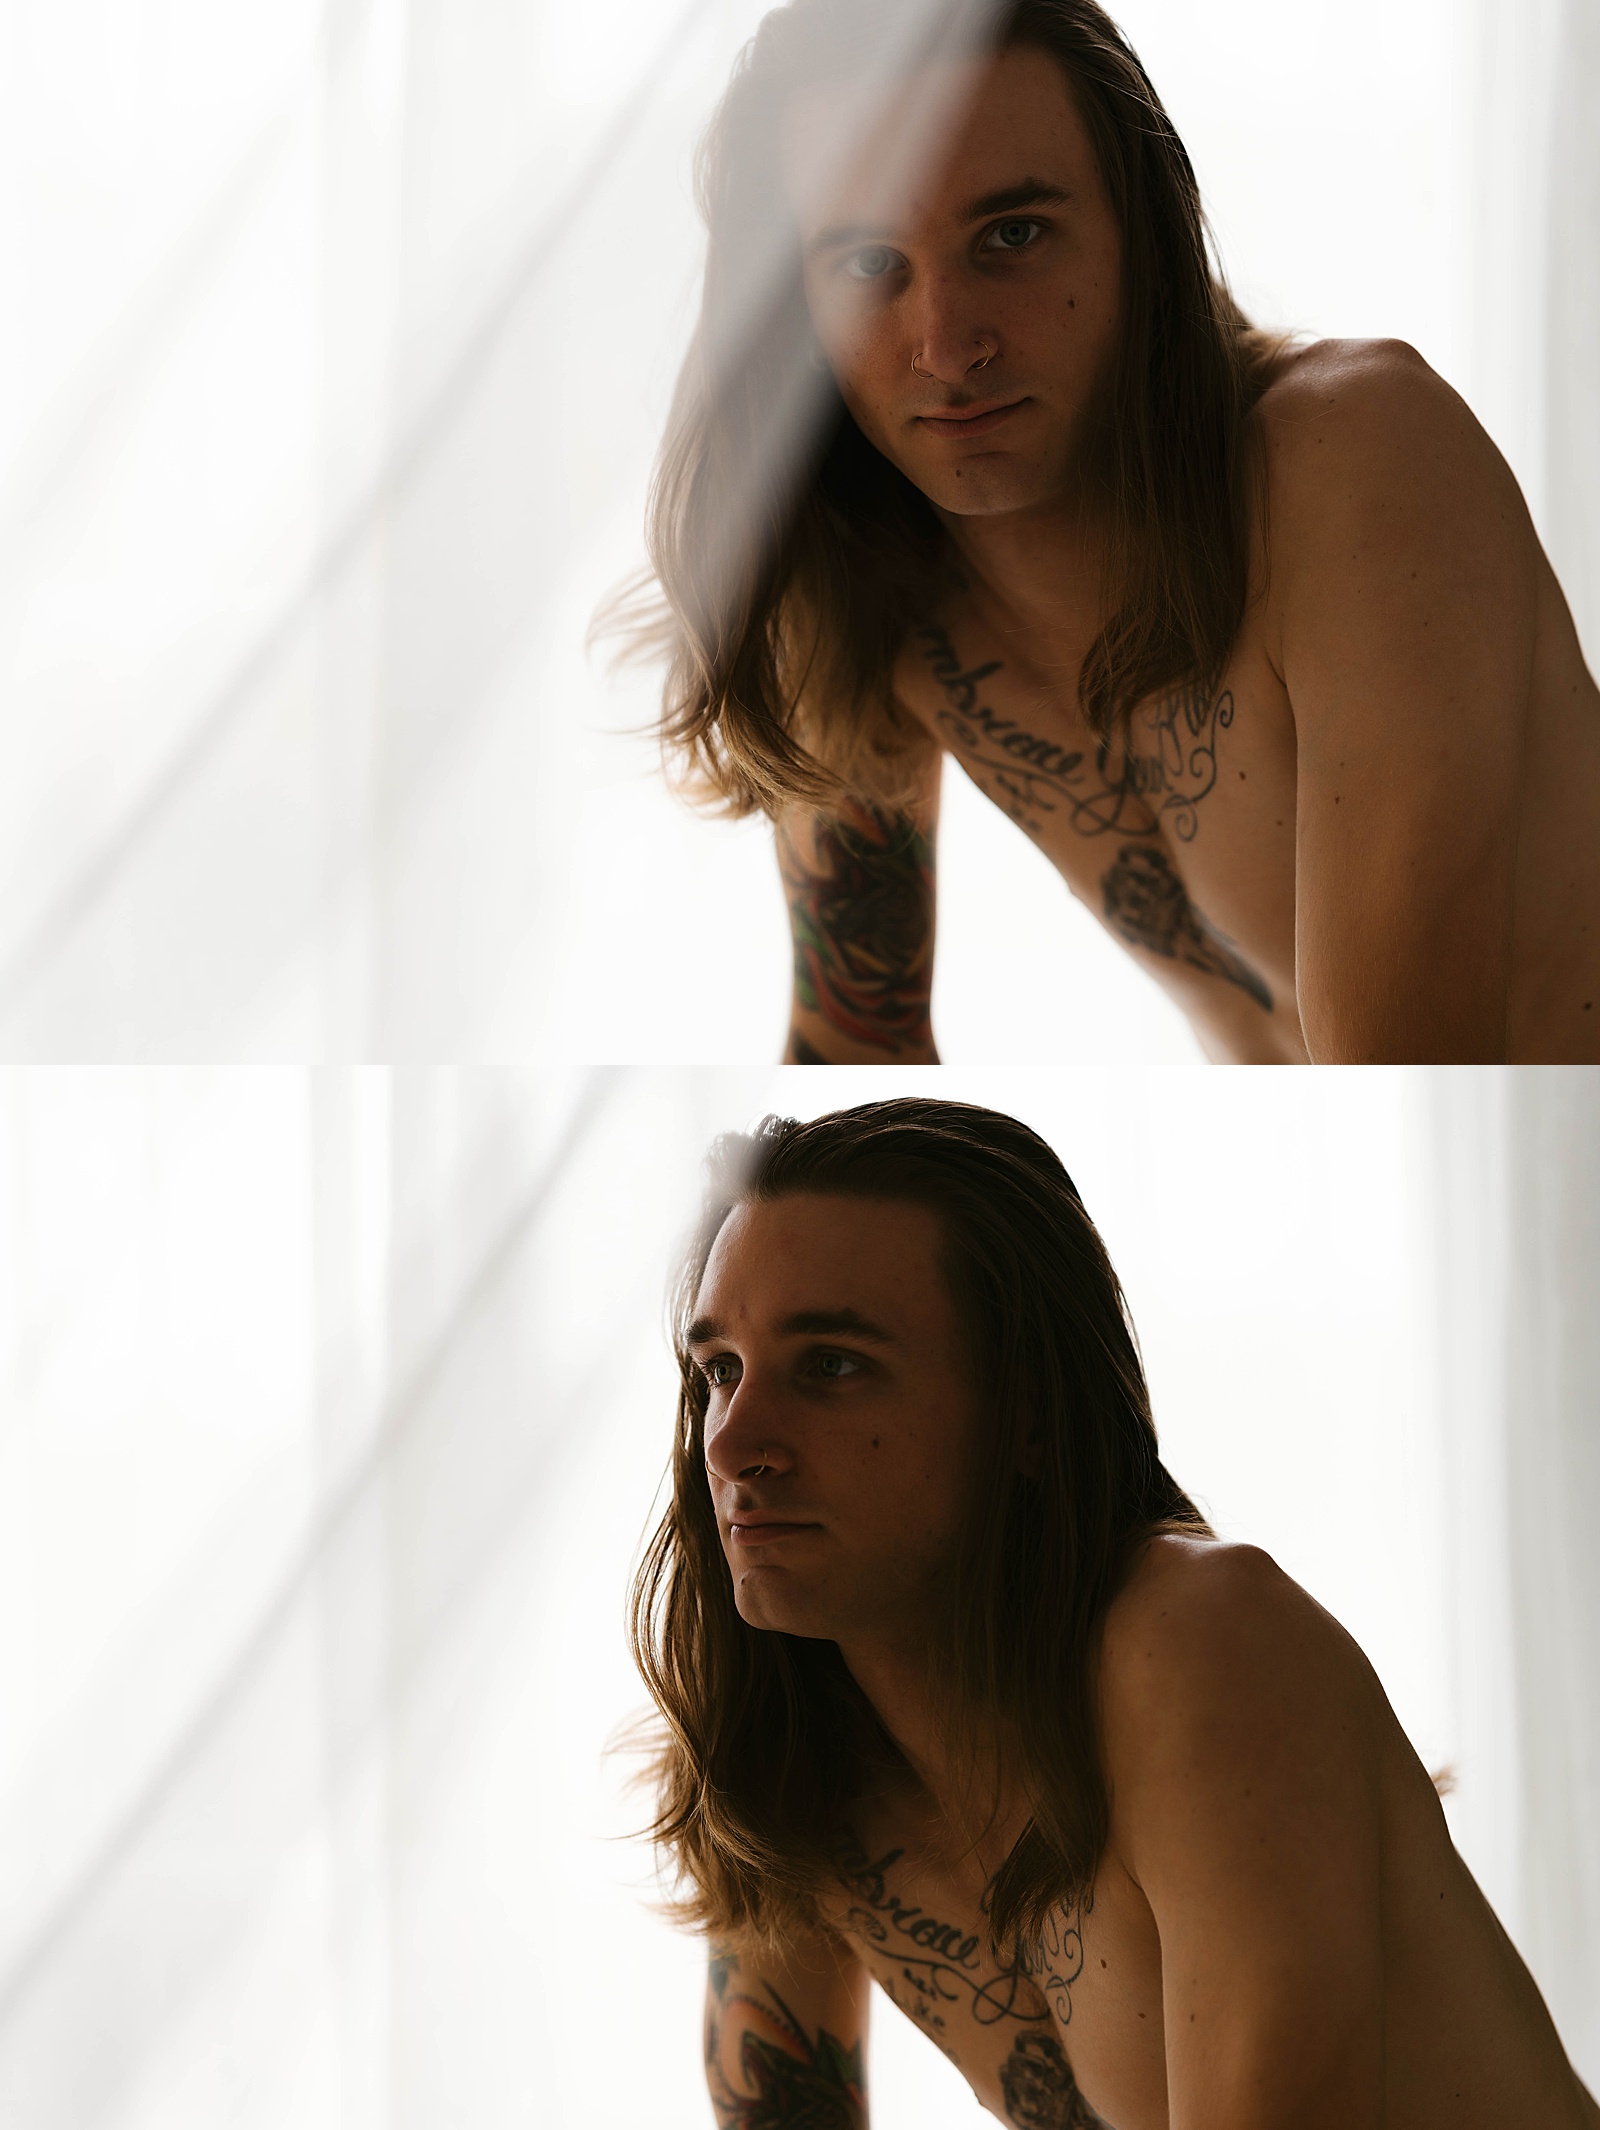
top-left (831, 1825), bottom-right (1047, 2033)
top-left (913, 621), bottom-right (1233, 845)
top-left (830, 1829), bottom-right (1115, 2128)
top-left (1000, 2032), bottom-right (1110, 2130)
top-left (1101, 845), bottom-right (1273, 1010)
top-left (1030, 1901), bottom-right (1089, 2029)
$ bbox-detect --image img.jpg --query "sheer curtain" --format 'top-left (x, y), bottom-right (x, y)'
top-left (0, 0), bottom-right (780, 1059)
top-left (0, 1069), bottom-right (767, 2128)
top-left (1545, 0), bottom-right (1600, 667)
top-left (2, 1065), bottom-right (1595, 2124)
top-left (1423, 1069), bottom-right (1600, 2088)
top-left (1461, 0), bottom-right (1600, 671)
top-left (3, 0), bottom-right (1594, 1062)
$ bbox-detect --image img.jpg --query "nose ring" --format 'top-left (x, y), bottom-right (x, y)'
top-left (752, 1450), bottom-right (768, 1477)
top-left (910, 341), bottom-right (996, 379)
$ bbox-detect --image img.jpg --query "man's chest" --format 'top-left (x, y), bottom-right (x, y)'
top-left (895, 606), bottom-right (1306, 1056)
top-left (819, 1814), bottom-right (1170, 2130)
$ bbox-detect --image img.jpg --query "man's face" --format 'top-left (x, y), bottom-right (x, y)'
top-left (689, 1192), bottom-right (979, 1653)
top-left (784, 46), bottom-right (1123, 521)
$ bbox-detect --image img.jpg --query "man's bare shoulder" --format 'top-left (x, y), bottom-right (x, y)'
top-left (1100, 1530), bottom-right (1310, 1649)
top-left (1254, 334), bottom-right (1465, 449)
top-left (1251, 337), bottom-right (1526, 559)
top-left (1244, 336), bottom-right (1540, 738)
top-left (1097, 1534), bottom-right (1370, 1766)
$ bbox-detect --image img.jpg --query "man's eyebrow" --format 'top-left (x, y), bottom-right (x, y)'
top-left (684, 1307), bottom-right (897, 1348)
top-left (806, 180), bottom-right (1070, 254)
top-left (806, 219), bottom-right (892, 255)
top-left (959, 179), bottom-right (1071, 220)
top-left (777, 1308), bottom-right (897, 1343)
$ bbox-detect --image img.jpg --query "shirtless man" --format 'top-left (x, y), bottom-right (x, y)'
top-left (639, 0), bottom-right (1600, 1062)
top-left (629, 1098), bottom-right (1599, 2130)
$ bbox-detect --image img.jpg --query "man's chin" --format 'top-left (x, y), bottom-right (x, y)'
top-left (910, 459), bottom-right (1068, 520)
top-left (732, 1577), bottom-right (837, 1640)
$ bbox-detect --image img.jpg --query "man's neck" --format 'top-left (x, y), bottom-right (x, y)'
top-left (838, 1634), bottom-right (1026, 1852)
top-left (936, 491), bottom-right (1114, 655)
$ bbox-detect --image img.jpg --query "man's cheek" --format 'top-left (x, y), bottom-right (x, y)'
top-left (849, 401), bottom-right (914, 477)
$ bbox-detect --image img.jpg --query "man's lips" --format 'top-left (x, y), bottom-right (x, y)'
top-left (916, 397), bottom-right (1027, 440)
top-left (727, 1516), bottom-right (821, 1547)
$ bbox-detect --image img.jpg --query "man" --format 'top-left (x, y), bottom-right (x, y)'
top-left (633, 0), bottom-right (1600, 1062)
top-left (629, 1098), bottom-right (1599, 2130)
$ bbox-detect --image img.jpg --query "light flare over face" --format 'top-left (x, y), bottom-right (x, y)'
top-left (689, 1193), bottom-right (979, 1653)
top-left (783, 45), bottom-right (1124, 521)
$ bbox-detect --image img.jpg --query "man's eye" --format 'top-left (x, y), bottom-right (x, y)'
top-left (983, 217), bottom-right (1043, 253)
top-left (843, 245), bottom-right (902, 282)
top-left (704, 1356), bottom-right (739, 1387)
top-left (811, 1351), bottom-right (863, 1380)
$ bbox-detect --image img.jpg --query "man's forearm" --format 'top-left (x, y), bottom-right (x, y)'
top-left (783, 1019), bottom-right (940, 1065)
top-left (704, 1948), bottom-right (868, 2130)
top-left (777, 802), bottom-right (938, 1060)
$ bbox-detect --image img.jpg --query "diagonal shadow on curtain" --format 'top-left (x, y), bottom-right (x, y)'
top-left (0, 1067), bottom-right (637, 2124)
top-left (0, 0), bottom-right (721, 1035)
top-left (0, 0), bottom-right (367, 583)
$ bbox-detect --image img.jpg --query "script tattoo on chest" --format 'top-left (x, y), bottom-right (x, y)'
top-left (1031, 1902), bottom-right (1088, 2029)
top-left (830, 1823), bottom-right (1061, 2045)
top-left (912, 620), bottom-right (1232, 845)
top-left (912, 620), bottom-right (1273, 1014)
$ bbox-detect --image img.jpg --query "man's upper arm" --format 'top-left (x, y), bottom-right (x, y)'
top-left (704, 1934), bottom-right (870, 2130)
top-left (776, 750), bottom-right (943, 1065)
top-left (1271, 341), bottom-right (1538, 1061)
top-left (1100, 1544), bottom-right (1386, 2130)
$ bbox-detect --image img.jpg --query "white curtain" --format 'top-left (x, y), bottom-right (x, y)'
top-left (0, 1068), bottom-right (769, 2129)
top-left (3, 0), bottom-right (1594, 1062)
top-left (1424, 1069), bottom-right (1600, 2088)
top-left (1, 1065), bottom-right (1595, 2124)
top-left (1462, 0), bottom-right (1600, 670)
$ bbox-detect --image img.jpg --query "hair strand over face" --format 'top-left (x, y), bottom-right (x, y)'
top-left (603, 0), bottom-right (1293, 824)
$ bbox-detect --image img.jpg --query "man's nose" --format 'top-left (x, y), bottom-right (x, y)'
top-left (906, 272), bottom-right (998, 387)
top-left (703, 1379), bottom-right (791, 1485)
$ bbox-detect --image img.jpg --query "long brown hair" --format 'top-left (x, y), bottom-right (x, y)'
top-left (628, 1098), bottom-right (1209, 1959)
top-left (624, 0), bottom-right (1285, 820)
